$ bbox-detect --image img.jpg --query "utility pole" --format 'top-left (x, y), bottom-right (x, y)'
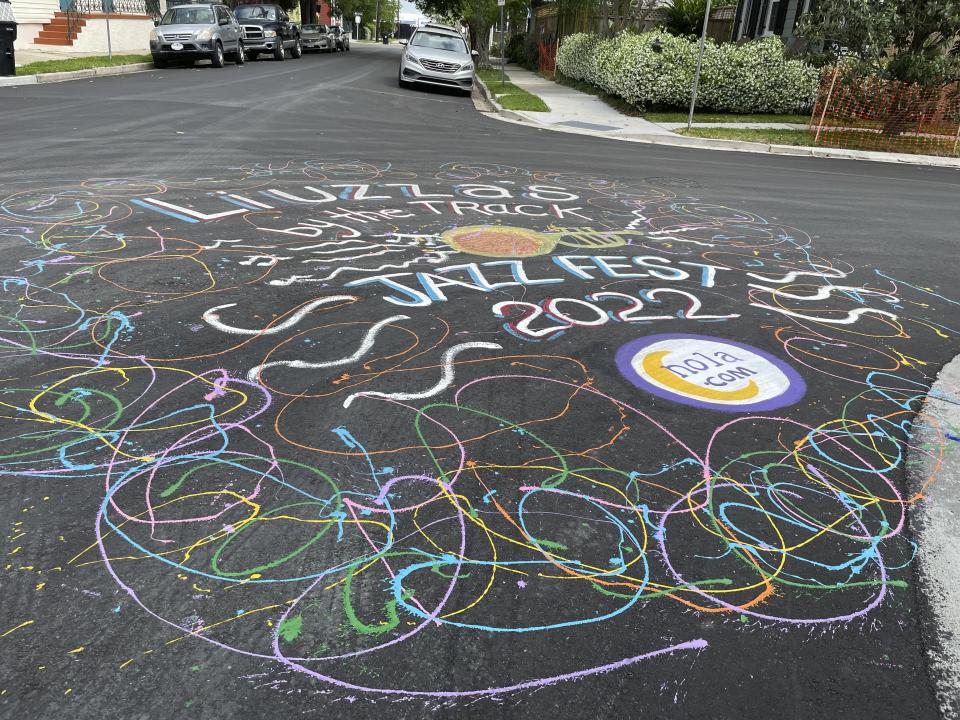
top-left (374, 0), bottom-right (381, 41)
top-left (686, 0), bottom-right (711, 130)
top-left (498, 0), bottom-right (504, 87)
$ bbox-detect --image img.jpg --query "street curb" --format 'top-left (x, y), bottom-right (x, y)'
top-left (1, 62), bottom-right (154, 87)
top-left (476, 76), bottom-right (960, 169)
top-left (474, 75), bottom-right (526, 123)
top-left (908, 354), bottom-right (960, 720)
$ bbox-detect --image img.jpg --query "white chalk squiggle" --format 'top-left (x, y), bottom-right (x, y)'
top-left (202, 296), bottom-right (355, 336)
top-left (342, 342), bottom-right (503, 408)
top-left (246, 314), bottom-right (410, 382)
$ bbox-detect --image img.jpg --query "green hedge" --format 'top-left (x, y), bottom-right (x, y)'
top-left (557, 31), bottom-right (820, 114)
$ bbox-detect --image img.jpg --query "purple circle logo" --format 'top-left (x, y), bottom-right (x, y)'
top-left (615, 333), bottom-right (806, 412)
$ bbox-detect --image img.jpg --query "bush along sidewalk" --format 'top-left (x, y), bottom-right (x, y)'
top-left (477, 69), bottom-right (550, 112)
top-left (556, 31), bottom-right (820, 115)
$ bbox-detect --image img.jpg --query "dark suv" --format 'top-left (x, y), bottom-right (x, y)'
top-left (234, 4), bottom-right (301, 60)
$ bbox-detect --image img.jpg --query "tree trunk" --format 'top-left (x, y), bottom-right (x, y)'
top-left (469, 22), bottom-right (492, 68)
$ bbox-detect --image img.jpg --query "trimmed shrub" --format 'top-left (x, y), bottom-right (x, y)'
top-left (506, 33), bottom-right (527, 65)
top-left (555, 32), bottom-right (599, 83)
top-left (556, 31), bottom-right (820, 114)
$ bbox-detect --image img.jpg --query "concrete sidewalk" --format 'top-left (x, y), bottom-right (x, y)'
top-left (479, 65), bottom-right (960, 169)
top-left (15, 48), bottom-right (120, 67)
top-left (482, 67), bottom-right (674, 139)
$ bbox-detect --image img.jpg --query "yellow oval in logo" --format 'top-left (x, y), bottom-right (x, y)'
top-left (641, 351), bottom-right (761, 402)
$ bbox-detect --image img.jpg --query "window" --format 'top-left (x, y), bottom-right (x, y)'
top-left (161, 6), bottom-right (215, 24)
top-left (410, 31), bottom-right (467, 53)
top-left (760, 0), bottom-right (779, 36)
top-left (794, 0), bottom-right (813, 30)
top-left (235, 5), bottom-right (278, 21)
top-left (215, 6), bottom-right (229, 23)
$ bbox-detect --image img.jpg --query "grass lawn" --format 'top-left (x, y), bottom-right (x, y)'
top-left (677, 127), bottom-right (816, 145)
top-left (677, 127), bottom-right (960, 157)
top-left (17, 54), bottom-right (152, 75)
top-left (477, 68), bottom-right (549, 112)
top-left (646, 111), bottom-right (810, 124)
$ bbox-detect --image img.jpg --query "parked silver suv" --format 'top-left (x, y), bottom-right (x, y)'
top-left (398, 23), bottom-right (477, 95)
top-left (150, 3), bottom-right (244, 68)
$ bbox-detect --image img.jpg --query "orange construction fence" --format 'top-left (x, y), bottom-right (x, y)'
top-left (810, 69), bottom-right (960, 158)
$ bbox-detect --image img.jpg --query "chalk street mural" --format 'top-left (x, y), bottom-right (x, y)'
top-left (0, 161), bottom-right (955, 713)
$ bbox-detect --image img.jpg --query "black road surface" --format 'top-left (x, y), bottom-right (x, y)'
top-left (2, 43), bottom-right (959, 720)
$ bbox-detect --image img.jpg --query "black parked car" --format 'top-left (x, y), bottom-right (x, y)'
top-left (234, 4), bottom-right (301, 60)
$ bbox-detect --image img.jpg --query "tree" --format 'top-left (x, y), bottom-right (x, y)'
top-left (799, 0), bottom-right (960, 86)
top-left (661, 0), bottom-right (734, 36)
top-left (415, 0), bottom-right (526, 67)
top-left (333, 0), bottom-right (398, 37)
top-left (664, 0), bottom-right (707, 36)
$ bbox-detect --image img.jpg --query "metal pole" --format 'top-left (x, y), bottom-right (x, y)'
top-left (815, 63), bottom-right (841, 144)
top-left (374, 0), bottom-right (380, 41)
top-left (500, 4), bottom-right (504, 88)
top-left (103, 0), bottom-right (113, 59)
top-left (105, 6), bottom-right (112, 59)
top-left (686, 0), bottom-right (711, 130)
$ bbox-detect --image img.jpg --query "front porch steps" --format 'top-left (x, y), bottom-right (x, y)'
top-left (34, 12), bottom-right (86, 46)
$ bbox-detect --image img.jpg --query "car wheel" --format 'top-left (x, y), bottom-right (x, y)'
top-left (274, 42), bottom-right (285, 61)
top-left (152, 56), bottom-right (167, 68)
top-left (235, 41), bottom-right (245, 65)
top-left (292, 38), bottom-right (302, 58)
top-left (211, 41), bottom-right (225, 68)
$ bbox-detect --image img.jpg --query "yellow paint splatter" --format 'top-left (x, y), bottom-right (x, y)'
top-left (67, 646), bottom-right (84, 654)
top-left (0, 619), bottom-right (34, 638)
top-left (35, 583), bottom-right (45, 591)
top-left (119, 659), bottom-right (133, 669)
top-left (64, 688), bottom-right (72, 696)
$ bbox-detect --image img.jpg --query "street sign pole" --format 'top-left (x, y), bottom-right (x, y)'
top-left (498, 0), bottom-right (504, 88)
top-left (686, 0), bottom-right (711, 130)
top-left (103, 0), bottom-right (112, 58)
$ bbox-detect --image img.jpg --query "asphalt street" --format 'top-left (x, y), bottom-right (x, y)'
top-left (2, 42), bottom-right (960, 720)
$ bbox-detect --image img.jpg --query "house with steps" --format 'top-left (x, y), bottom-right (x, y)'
top-left (12, 0), bottom-right (159, 55)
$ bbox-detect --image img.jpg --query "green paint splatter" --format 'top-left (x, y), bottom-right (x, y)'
top-left (190, 664), bottom-right (201, 672)
top-left (740, 614), bottom-right (749, 623)
top-left (277, 615), bottom-right (304, 642)
top-left (533, 538), bottom-right (568, 551)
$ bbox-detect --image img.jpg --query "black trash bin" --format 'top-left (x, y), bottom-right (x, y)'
top-left (0, 0), bottom-right (16, 77)
top-left (381, 34), bottom-right (388, 44)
